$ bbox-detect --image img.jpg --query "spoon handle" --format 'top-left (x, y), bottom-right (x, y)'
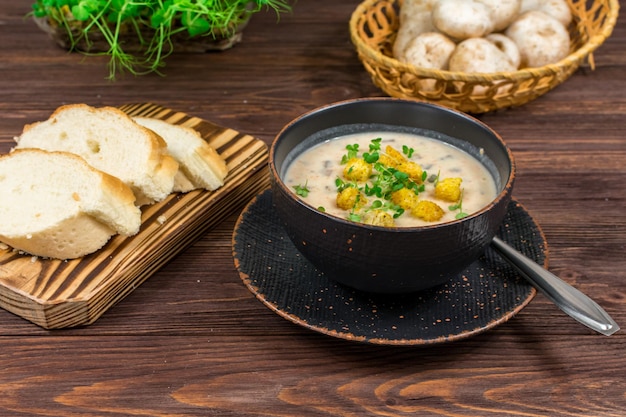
top-left (491, 236), bottom-right (620, 336)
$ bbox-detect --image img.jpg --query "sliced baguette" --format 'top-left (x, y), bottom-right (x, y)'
top-left (14, 104), bottom-right (179, 205)
top-left (133, 117), bottom-right (228, 192)
top-left (0, 149), bottom-right (142, 259)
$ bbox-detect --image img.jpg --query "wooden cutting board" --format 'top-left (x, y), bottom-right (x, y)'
top-left (0, 103), bottom-right (270, 329)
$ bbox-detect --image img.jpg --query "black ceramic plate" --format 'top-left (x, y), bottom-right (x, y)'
top-left (233, 189), bottom-right (546, 345)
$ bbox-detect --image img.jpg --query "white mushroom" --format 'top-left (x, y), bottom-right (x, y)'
top-left (485, 33), bottom-right (521, 69)
top-left (475, 0), bottom-right (522, 32)
top-left (403, 32), bottom-right (457, 70)
top-left (519, 0), bottom-right (540, 13)
top-left (449, 38), bottom-right (518, 74)
top-left (505, 10), bottom-right (571, 68)
top-left (431, 0), bottom-right (496, 41)
top-left (402, 32), bottom-right (457, 91)
top-left (393, 10), bottom-right (436, 60)
top-left (519, 0), bottom-right (572, 27)
top-left (449, 38), bottom-right (518, 95)
top-left (399, 0), bottom-right (438, 23)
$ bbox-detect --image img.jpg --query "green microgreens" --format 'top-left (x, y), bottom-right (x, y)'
top-left (369, 138), bottom-right (382, 151)
top-left (369, 199), bottom-right (405, 218)
top-left (334, 138), bottom-right (428, 222)
top-left (347, 192), bottom-right (364, 222)
top-left (348, 212), bottom-right (362, 222)
top-left (293, 181), bottom-right (310, 197)
top-left (335, 177), bottom-right (354, 192)
top-left (365, 163), bottom-right (425, 200)
top-left (449, 190), bottom-right (469, 219)
top-left (362, 137), bottom-right (381, 163)
top-left (362, 151), bottom-right (379, 164)
top-left (341, 143), bottom-right (359, 164)
top-left (29, 0), bottom-right (292, 80)
top-left (333, 138), bottom-right (470, 224)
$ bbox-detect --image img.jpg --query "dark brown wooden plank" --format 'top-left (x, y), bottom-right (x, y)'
top-left (0, 0), bottom-right (624, 416)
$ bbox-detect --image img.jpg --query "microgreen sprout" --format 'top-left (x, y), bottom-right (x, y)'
top-left (449, 190), bottom-right (469, 219)
top-left (341, 144), bottom-right (359, 164)
top-left (362, 138), bottom-right (382, 163)
top-left (365, 163), bottom-right (424, 200)
top-left (369, 199), bottom-right (405, 218)
top-left (347, 193), bottom-right (365, 222)
top-left (293, 181), bottom-right (310, 197)
top-left (362, 151), bottom-right (379, 164)
top-left (348, 212), bottom-right (362, 222)
top-left (335, 177), bottom-right (355, 192)
top-left (368, 138), bottom-right (382, 153)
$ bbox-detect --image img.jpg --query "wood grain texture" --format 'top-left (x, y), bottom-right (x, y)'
top-left (0, 0), bottom-right (625, 416)
top-left (0, 103), bottom-right (270, 328)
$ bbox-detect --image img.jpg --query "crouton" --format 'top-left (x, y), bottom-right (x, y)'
top-left (378, 145), bottom-right (405, 168)
top-left (411, 200), bottom-right (445, 222)
top-left (362, 210), bottom-right (395, 227)
top-left (435, 177), bottom-right (462, 202)
top-left (343, 158), bottom-right (372, 182)
top-left (391, 187), bottom-right (419, 210)
top-left (397, 161), bottom-right (424, 183)
top-left (336, 187), bottom-right (367, 210)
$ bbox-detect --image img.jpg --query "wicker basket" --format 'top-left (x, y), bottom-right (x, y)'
top-left (349, 0), bottom-right (619, 113)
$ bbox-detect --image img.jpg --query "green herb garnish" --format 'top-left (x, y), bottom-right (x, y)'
top-left (341, 144), bottom-right (359, 164)
top-left (29, 0), bottom-right (292, 80)
top-left (365, 163), bottom-right (423, 200)
top-left (293, 181), bottom-right (310, 197)
top-left (449, 190), bottom-right (469, 219)
top-left (369, 199), bottom-right (404, 218)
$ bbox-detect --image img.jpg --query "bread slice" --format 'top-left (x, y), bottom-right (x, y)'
top-left (133, 117), bottom-right (228, 192)
top-left (13, 104), bottom-right (179, 205)
top-left (0, 149), bottom-right (142, 259)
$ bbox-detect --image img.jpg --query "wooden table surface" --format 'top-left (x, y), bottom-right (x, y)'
top-left (1, 1), bottom-right (625, 415)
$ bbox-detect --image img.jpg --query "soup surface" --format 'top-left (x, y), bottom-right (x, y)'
top-left (283, 131), bottom-right (498, 227)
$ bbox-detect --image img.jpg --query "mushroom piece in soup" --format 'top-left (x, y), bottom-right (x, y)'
top-left (283, 131), bottom-right (498, 227)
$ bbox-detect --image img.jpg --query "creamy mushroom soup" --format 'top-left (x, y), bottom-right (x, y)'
top-left (283, 131), bottom-right (498, 227)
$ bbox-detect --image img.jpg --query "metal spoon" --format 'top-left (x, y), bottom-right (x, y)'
top-left (491, 236), bottom-right (620, 336)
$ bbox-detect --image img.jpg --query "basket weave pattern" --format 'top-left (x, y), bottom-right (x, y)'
top-left (349, 0), bottom-right (619, 113)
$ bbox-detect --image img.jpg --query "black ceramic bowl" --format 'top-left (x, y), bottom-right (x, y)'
top-left (269, 98), bottom-right (515, 294)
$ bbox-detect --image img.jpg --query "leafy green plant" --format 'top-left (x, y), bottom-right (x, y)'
top-left (30, 0), bottom-right (292, 80)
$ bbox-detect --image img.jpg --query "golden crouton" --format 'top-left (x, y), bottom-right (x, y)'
top-left (435, 177), bottom-right (462, 202)
top-left (386, 145), bottom-right (406, 162)
top-left (377, 153), bottom-right (397, 168)
top-left (336, 187), bottom-right (366, 210)
top-left (411, 200), bottom-right (444, 222)
top-left (397, 161), bottom-right (423, 183)
top-left (362, 210), bottom-right (395, 227)
top-left (390, 188), bottom-right (419, 210)
top-left (378, 145), bottom-right (405, 168)
top-left (343, 158), bottom-right (372, 182)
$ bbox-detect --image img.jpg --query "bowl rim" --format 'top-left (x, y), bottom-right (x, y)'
top-left (269, 97), bottom-right (516, 232)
